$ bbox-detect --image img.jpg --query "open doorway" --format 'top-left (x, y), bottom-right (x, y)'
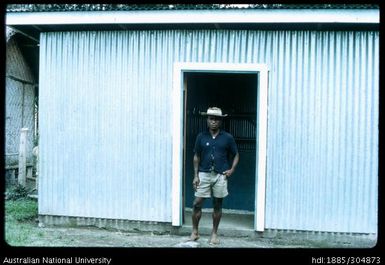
top-left (172, 63), bottom-right (268, 231)
top-left (183, 72), bottom-right (258, 230)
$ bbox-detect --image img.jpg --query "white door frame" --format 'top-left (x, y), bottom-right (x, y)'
top-left (172, 62), bottom-right (268, 231)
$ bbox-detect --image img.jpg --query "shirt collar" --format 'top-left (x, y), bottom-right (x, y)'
top-left (204, 129), bottom-right (223, 135)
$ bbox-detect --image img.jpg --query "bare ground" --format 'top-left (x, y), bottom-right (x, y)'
top-left (3, 222), bottom-right (381, 265)
top-left (5, 221), bottom-right (377, 248)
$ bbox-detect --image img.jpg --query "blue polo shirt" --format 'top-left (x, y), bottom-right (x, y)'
top-left (194, 129), bottom-right (238, 174)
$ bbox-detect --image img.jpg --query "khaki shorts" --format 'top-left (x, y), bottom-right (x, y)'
top-left (195, 171), bottom-right (228, 198)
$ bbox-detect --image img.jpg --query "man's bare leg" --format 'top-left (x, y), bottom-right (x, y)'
top-left (209, 197), bottom-right (222, 244)
top-left (189, 197), bottom-right (204, 241)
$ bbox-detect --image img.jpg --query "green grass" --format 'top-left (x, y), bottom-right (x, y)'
top-left (5, 198), bottom-right (37, 221)
top-left (5, 198), bottom-right (38, 246)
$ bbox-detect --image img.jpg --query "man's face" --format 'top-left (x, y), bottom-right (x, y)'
top-left (207, 116), bottom-right (222, 130)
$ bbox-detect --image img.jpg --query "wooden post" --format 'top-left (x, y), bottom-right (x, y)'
top-left (33, 146), bottom-right (39, 191)
top-left (18, 128), bottom-right (29, 187)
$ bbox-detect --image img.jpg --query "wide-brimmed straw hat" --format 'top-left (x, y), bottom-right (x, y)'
top-left (200, 107), bottom-right (228, 117)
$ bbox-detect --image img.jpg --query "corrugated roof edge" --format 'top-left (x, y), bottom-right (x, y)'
top-left (6, 4), bottom-right (380, 12)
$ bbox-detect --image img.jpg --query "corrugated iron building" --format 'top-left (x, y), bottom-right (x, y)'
top-left (6, 5), bottom-right (379, 235)
top-left (5, 27), bottom-right (37, 175)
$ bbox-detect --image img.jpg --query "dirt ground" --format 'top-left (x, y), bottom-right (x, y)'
top-left (7, 225), bottom-right (306, 248)
top-left (6, 222), bottom-right (378, 248)
top-left (3, 223), bottom-right (381, 265)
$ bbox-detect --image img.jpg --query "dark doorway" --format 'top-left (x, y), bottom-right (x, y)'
top-left (183, 72), bottom-right (258, 220)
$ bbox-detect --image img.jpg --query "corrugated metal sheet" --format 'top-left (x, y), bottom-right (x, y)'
top-left (266, 31), bottom-right (379, 233)
top-left (39, 31), bottom-right (173, 222)
top-left (6, 36), bottom-right (36, 166)
top-left (39, 29), bottom-right (378, 232)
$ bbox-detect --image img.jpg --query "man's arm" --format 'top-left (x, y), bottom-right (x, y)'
top-left (223, 152), bottom-right (239, 179)
top-left (193, 153), bottom-right (200, 191)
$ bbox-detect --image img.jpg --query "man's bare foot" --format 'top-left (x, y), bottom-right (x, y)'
top-left (209, 233), bottom-right (220, 245)
top-left (188, 232), bottom-right (200, 241)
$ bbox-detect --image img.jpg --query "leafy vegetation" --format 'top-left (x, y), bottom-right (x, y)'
top-left (5, 184), bottom-right (29, 200)
top-left (5, 183), bottom-right (38, 245)
top-left (7, 4), bottom-right (377, 13)
top-left (5, 198), bottom-right (37, 222)
top-left (5, 198), bottom-right (38, 246)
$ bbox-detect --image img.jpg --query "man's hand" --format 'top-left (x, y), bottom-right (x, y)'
top-left (223, 153), bottom-right (239, 180)
top-left (222, 168), bottom-right (234, 179)
top-left (193, 175), bottom-right (200, 191)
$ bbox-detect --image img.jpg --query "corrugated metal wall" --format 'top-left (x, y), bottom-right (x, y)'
top-left (266, 31), bottom-right (379, 233)
top-left (39, 29), bottom-right (378, 232)
top-left (6, 36), bottom-right (36, 166)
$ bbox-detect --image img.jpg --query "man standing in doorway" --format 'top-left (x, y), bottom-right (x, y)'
top-left (189, 107), bottom-right (239, 245)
